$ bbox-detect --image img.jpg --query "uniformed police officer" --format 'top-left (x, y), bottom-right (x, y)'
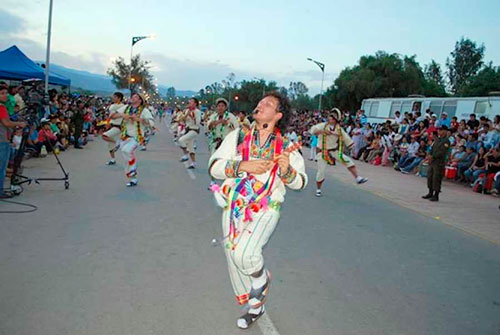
top-left (422, 125), bottom-right (450, 202)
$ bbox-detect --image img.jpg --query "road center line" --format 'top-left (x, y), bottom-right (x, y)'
top-left (183, 161), bottom-right (196, 180)
top-left (258, 312), bottom-right (281, 335)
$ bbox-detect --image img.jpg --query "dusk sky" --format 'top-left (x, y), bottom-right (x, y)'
top-left (1, 0), bottom-right (499, 94)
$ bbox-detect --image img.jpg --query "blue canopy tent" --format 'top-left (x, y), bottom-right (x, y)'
top-left (0, 45), bottom-right (70, 87)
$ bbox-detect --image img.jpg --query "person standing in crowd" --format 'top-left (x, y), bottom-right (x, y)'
top-left (14, 86), bottom-right (25, 112)
top-left (285, 126), bottom-right (298, 144)
top-left (423, 125), bottom-right (450, 202)
top-left (208, 92), bottom-right (307, 329)
top-left (311, 108), bottom-right (367, 197)
top-left (359, 109), bottom-right (368, 125)
top-left (0, 86), bottom-right (26, 199)
top-left (178, 98), bottom-right (202, 169)
top-left (110, 93), bottom-right (154, 187)
top-left (102, 92), bottom-right (125, 165)
top-left (4, 86), bottom-right (17, 116)
top-left (309, 133), bottom-right (318, 161)
top-left (71, 100), bottom-right (85, 149)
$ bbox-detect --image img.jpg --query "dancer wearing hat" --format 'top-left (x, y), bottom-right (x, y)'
top-left (178, 98), bottom-right (202, 169)
top-left (208, 98), bottom-right (239, 154)
top-left (102, 92), bottom-right (125, 165)
top-left (208, 92), bottom-right (307, 329)
top-left (310, 108), bottom-right (367, 197)
top-left (422, 125), bottom-right (450, 202)
top-left (110, 92), bottom-right (154, 187)
top-left (207, 98), bottom-right (239, 187)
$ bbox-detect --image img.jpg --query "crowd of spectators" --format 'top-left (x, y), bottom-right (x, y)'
top-left (288, 107), bottom-right (500, 196)
top-left (0, 81), bottom-right (122, 198)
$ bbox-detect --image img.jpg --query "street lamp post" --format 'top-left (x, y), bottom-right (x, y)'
top-left (307, 58), bottom-right (325, 112)
top-left (129, 35), bottom-right (154, 94)
top-left (44, 0), bottom-right (54, 95)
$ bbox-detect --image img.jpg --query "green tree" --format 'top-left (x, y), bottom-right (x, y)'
top-left (327, 51), bottom-right (449, 111)
top-left (460, 63), bottom-right (500, 96)
top-left (446, 37), bottom-right (485, 95)
top-left (288, 81), bottom-right (309, 101)
top-left (278, 86), bottom-right (288, 98)
top-left (424, 60), bottom-right (447, 96)
top-left (166, 86), bottom-right (176, 99)
top-left (107, 54), bottom-right (154, 93)
top-left (231, 79), bottom-right (278, 112)
top-left (330, 51), bottom-right (420, 110)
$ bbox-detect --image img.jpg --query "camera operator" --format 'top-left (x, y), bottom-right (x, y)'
top-left (1, 85), bottom-right (27, 199)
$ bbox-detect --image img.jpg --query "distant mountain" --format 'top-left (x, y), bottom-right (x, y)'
top-left (46, 63), bottom-right (196, 97)
top-left (48, 64), bottom-right (116, 93)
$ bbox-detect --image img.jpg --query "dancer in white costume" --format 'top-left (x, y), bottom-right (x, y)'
top-left (310, 108), bottom-right (367, 197)
top-left (209, 92), bottom-right (307, 329)
top-left (109, 93), bottom-right (154, 187)
top-left (102, 92), bottom-right (125, 165)
top-left (178, 98), bottom-right (202, 169)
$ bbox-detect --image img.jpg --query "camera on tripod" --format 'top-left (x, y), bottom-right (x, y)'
top-left (9, 81), bottom-right (70, 194)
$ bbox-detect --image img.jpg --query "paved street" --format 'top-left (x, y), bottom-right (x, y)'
top-left (1, 120), bottom-right (499, 335)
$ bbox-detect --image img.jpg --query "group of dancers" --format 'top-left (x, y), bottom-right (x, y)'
top-left (102, 91), bottom-right (367, 329)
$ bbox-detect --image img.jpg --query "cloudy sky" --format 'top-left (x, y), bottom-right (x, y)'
top-left (1, 0), bottom-right (499, 94)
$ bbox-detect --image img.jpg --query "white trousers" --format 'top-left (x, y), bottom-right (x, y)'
top-left (222, 208), bottom-right (280, 305)
top-left (309, 146), bottom-right (317, 160)
top-left (316, 151), bottom-right (355, 182)
top-left (170, 122), bottom-right (178, 134)
top-left (121, 137), bottom-right (139, 179)
top-left (178, 130), bottom-right (198, 153)
top-left (103, 127), bottom-right (121, 151)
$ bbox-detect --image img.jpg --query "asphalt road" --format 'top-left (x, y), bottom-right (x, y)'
top-left (1, 120), bottom-right (499, 335)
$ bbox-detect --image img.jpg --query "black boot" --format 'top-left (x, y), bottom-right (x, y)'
top-left (422, 189), bottom-right (433, 199)
top-left (429, 190), bottom-right (439, 202)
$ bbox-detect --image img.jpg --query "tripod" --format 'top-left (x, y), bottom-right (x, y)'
top-left (10, 114), bottom-right (70, 194)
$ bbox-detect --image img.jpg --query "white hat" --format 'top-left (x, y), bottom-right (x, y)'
top-left (442, 111), bottom-right (448, 116)
top-left (330, 108), bottom-right (342, 121)
top-left (215, 98), bottom-right (229, 107)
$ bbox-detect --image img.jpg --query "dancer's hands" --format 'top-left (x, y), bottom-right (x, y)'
top-left (323, 129), bottom-right (333, 136)
top-left (239, 160), bottom-right (274, 175)
top-left (275, 152), bottom-right (290, 175)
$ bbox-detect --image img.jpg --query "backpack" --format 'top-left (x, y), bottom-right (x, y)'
top-left (472, 179), bottom-right (483, 193)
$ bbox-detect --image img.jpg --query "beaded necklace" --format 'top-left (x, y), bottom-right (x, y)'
top-left (225, 126), bottom-right (283, 249)
top-left (321, 123), bottom-right (345, 165)
top-left (121, 105), bottom-right (145, 144)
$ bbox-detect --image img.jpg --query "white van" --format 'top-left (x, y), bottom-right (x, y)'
top-left (361, 96), bottom-right (500, 124)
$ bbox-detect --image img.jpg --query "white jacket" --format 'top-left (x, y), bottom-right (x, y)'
top-left (209, 128), bottom-right (308, 203)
